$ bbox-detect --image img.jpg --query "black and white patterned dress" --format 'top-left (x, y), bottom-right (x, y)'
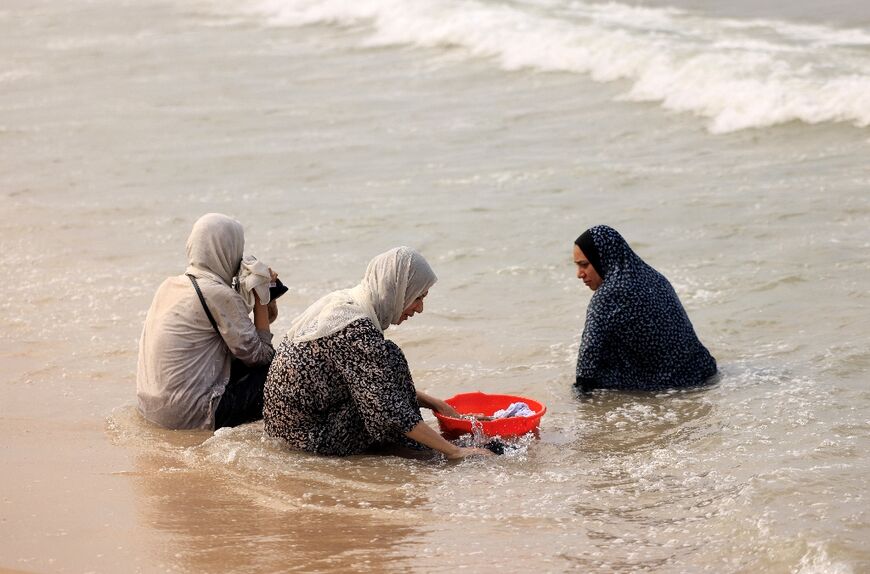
top-left (263, 318), bottom-right (424, 455)
top-left (576, 226), bottom-right (717, 391)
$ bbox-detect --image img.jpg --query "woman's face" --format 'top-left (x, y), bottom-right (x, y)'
top-left (574, 245), bottom-right (603, 291)
top-left (396, 290), bottom-right (428, 324)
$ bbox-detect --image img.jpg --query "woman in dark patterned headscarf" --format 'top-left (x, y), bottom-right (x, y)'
top-left (573, 225), bottom-right (717, 391)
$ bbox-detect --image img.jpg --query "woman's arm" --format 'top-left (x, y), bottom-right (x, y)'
top-left (416, 391), bottom-right (460, 418)
top-left (267, 300), bottom-right (279, 324)
top-left (253, 296), bottom-right (270, 331)
top-left (209, 284), bottom-right (275, 366)
top-left (405, 421), bottom-right (491, 459)
top-left (333, 322), bottom-right (489, 459)
top-left (332, 322), bottom-right (426, 443)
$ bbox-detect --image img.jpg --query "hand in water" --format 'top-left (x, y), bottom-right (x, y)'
top-left (446, 446), bottom-right (493, 459)
top-left (458, 413), bottom-right (495, 421)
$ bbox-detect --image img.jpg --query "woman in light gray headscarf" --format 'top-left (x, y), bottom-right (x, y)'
top-left (137, 213), bottom-right (279, 430)
top-left (264, 247), bottom-right (490, 459)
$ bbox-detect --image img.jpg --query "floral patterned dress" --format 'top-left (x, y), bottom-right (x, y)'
top-left (263, 318), bottom-right (424, 455)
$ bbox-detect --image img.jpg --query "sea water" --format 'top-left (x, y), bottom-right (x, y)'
top-left (1, 0), bottom-right (868, 572)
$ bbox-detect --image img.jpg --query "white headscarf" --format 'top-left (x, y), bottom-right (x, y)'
top-left (287, 246), bottom-right (437, 343)
top-left (185, 213), bottom-right (244, 286)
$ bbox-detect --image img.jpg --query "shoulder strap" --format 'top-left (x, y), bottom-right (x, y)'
top-left (186, 273), bottom-right (221, 336)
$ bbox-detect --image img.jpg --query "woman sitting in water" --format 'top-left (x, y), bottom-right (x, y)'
top-left (573, 225), bottom-right (717, 391)
top-left (264, 247), bottom-right (490, 459)
top-left (137, 213), bottom-right (279, 430)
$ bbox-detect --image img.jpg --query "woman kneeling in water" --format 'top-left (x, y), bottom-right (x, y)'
top-left (264, 247), bottom-right (490, 459)
top-left (137, 213), bottom-right (279, 430)
top-left (573, 225), bottom-right (717, 392)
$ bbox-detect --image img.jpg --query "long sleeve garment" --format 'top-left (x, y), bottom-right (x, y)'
top-left (136, 274), bottom-right (274, 429)
top-left (576, 226), bottom-right (716, 391)
top-left (263, 318), bottom-right (424, 456)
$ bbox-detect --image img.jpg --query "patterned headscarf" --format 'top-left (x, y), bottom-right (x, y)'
top-left (576, 225), bottom-right (716, 390)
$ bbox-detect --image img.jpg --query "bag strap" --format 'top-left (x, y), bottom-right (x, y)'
top-left (186, 273), bottom-right (221, 336)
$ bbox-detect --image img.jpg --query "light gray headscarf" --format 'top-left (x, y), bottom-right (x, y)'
top-left (185, 213), bottom-right (245, 286)
top-left (287, 246), bottom-right (437, 343)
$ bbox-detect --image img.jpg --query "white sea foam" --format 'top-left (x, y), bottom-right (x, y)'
top-left (226, 0), bottom-right (870, 133)
top-left (795, 542), bottom-right (854, 574)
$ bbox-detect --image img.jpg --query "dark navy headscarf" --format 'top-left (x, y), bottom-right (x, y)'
top-left (575, 225), bottom-right (717, 391)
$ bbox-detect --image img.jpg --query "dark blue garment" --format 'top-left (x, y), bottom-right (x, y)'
top-left (575, 226), bottom-right (717, 391)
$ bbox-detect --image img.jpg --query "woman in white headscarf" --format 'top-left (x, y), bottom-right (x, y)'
top-left (264, 247), bottom-right (490, 459)
top-left (137, 213), bottom-right (279, 430)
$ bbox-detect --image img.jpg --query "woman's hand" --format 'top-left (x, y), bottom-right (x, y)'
top-left (445, 447), bottom-right (493, 460)
top-left (405, 421), bottom-right (493, 459)
top-left (433, 400), bottom-right (460, 418)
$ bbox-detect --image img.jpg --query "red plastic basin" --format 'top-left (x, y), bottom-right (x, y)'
top-left (433, 392), bottom-right (546, 439)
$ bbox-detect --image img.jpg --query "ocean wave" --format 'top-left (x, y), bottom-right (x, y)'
top-left (226, 0), bottom-right (870, 133)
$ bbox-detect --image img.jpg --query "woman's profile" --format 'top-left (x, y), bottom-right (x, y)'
top-left (573, 225), bottom-right (717, 391)
top-left (264, 246), bottom-right (491, 459)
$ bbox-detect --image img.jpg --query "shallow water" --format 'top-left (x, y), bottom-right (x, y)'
top-left (1, 0), bottom-right (869, 572)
